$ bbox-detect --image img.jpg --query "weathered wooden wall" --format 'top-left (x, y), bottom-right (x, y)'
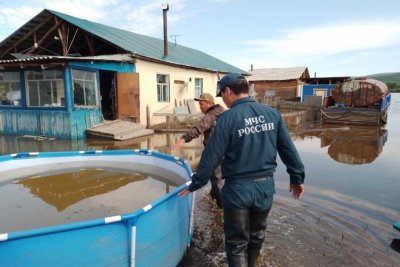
top-left (250, 80), bottom-right (298, 101)
top-left (0, 109), bottom-right (101, 139)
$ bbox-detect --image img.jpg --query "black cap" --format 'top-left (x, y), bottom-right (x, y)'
top-left (216, 73), bottom-right (246, 97)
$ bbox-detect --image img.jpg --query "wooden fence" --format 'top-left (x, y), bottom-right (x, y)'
top-left (149, 99), bottom-right (320, 131)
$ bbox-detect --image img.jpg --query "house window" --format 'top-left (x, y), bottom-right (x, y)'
top-left (194, 78), bottom-right (203, 98)
top-left (25, 70), bottom-right (65, 107)
top-left (157, 74), bottom-right (170, 102)
top-left (72, 69), bottom-right (98, 107)
top-left (0, 71), bottom-right (21, 106)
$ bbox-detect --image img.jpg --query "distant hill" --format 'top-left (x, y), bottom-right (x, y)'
top-left (366, 72), bottom-right (400, 83)
top-left (366, 72), bottom-right (400, 92)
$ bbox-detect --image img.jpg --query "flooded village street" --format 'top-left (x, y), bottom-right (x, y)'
top-left (0, 1), bottom-right (399, 266)
top-left (0, 94), bottom-right (399, 266)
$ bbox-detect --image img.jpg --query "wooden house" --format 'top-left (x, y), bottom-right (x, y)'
top-left (247, 67), bottom-right (310, 101)
top-left (0, 9), bottom-right (245, 139)
top-left (301, 76), bottom-right (350, 104)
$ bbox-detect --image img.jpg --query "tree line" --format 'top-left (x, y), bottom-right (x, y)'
top-left (387, 83), bottom-right (400, 92)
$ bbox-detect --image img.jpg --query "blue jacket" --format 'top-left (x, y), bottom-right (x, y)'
top-left (188, 97), bottom-right (304, 192)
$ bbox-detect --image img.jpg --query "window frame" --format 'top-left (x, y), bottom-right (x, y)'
top-left (71, 68), bottom-right (100, 108)
top-left (156, 73), bottom-right (170, 103)
top-left (24, 69), bottom-right (65, 108)
top-left (194, 78), bottom-right (203, 99)
top-left (0, 71), bottom-right (22, 107)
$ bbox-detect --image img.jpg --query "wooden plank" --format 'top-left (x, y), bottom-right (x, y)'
top-left (187, 99), bottom-right (197, 114)
top-left (153, 113), bottom-right (201, 117)
top-left (86, 120), bottom-right (154, 140)
top-left (321, 108), bottom-right (385, 126)
top-left (116, 73), bottom-right (140, 121)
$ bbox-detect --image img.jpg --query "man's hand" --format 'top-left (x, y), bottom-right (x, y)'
top-left (171, 138), bottom-right (185, 150)
top-left (178, 188), bottom-right (191, 197)
top-left (289, 184), bottom-right (304, 199)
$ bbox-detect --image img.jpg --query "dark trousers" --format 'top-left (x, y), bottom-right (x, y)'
top-left (210, 175), bottom-right (223, 208)
top-left (224, 208), bottom-right (270, 267)
top-left (222, 177), bottom-right (275, 267)
top-left (210, 165), bottom-right (223, 208)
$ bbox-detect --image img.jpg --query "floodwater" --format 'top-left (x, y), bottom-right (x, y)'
top-left (180, 94), bottom-right (400, 267)
top-left (1, 94), bottom-right (400, 266)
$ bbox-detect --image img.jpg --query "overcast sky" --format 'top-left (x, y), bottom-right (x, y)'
top-left (0, 0), bottom-right (399, 77)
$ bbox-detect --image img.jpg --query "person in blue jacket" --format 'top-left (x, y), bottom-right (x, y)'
top-left (180, 73), bottom-right (305, 267)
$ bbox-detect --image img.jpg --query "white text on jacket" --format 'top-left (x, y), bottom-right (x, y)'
top-left (238, 116), bottom-right (274, 137)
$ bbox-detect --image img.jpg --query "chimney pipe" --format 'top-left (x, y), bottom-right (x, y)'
top-left (162, 3), bottom-right (169, 57)
top-left (251, 64), bottom-right (253, 71)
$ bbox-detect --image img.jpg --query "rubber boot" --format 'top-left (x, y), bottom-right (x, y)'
top-left (247, 209), bottom-right (270, 267)
top-left (224, 208), bottom-right (250, 267)
top-left (210, 176), bottom-right (223, 208)
top-left (247, 250), bottom-right (260, 267)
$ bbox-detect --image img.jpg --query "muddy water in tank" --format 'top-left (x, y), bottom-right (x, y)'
top-left (0, 167), bottom-right (180, 233)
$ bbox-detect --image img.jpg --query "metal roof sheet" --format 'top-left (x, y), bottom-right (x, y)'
top-left (0, 54), bottom-right (134, 64)
top-left (0, 9), bottom-right (246, 74)
top-left (247, 67), bottom-right (309, 81)
top-left (46, 10), bottom-right (245, 74)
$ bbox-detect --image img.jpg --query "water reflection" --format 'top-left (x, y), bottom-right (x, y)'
top-left (0, 133), bottom-right (202, 169)
top-left (297, 125), bottom-right (388, 164)
top-left (0, 134), bottom-right (144, 154)
top-left (17, 169), bottom-right (147, 211)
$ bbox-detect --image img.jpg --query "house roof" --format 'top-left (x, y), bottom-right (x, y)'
top-left (247, 67), bottom-right (309, 81)
top-left (0, 54), bottom-right (134, 64)
top-left (0, 9), bottom-right (246, 74)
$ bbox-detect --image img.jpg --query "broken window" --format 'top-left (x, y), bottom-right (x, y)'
top-left (0, 71), bottom-right (21, 106)
top-left (72, 69), bottom-right (98, 107)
